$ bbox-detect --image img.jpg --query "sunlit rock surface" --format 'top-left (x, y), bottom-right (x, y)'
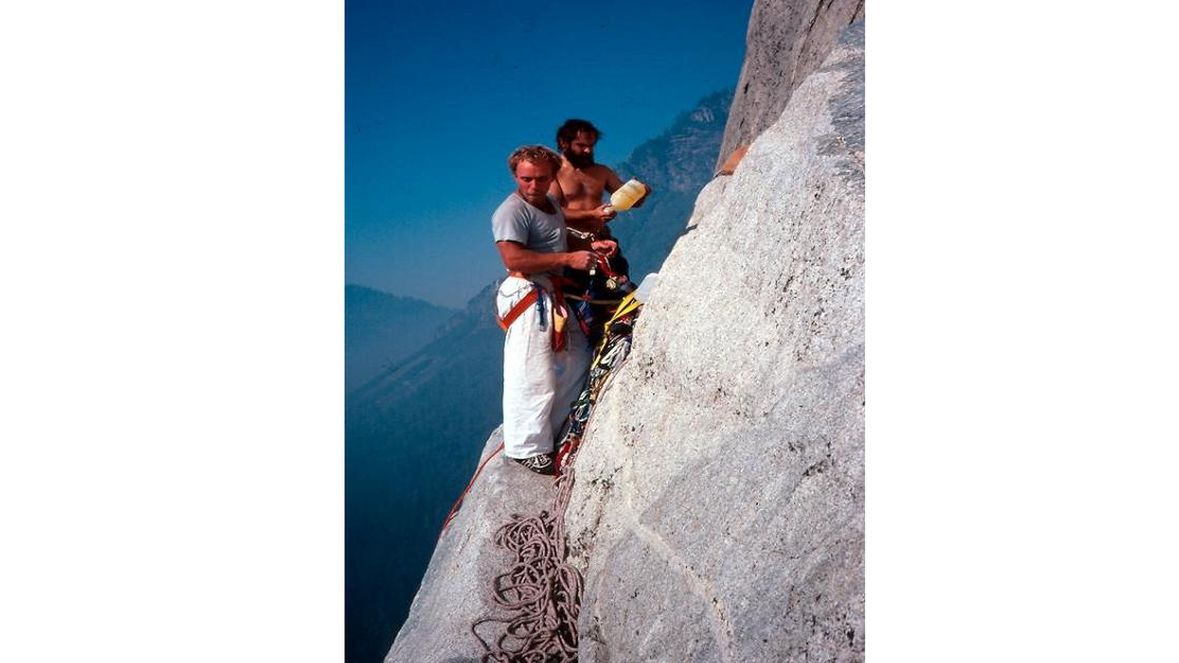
top-left (566, 21), bottom-right (865, 663)
top-left (717, 0), bottom-right (865, 169)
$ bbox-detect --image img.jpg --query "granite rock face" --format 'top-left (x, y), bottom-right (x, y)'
top-left (717, 0), bottom-right (865, 170)
top-left (565, 21), bottom-right (864, 662)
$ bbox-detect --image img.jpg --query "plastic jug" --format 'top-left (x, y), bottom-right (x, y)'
top-left (609, 179), bottom-right (647, 211)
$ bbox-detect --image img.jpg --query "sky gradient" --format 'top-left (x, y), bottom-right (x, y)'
top-left (346, 0), bottom-right (754, 307)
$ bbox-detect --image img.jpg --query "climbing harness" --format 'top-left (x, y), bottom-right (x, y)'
top-left (496, 288), bottom-right (538, 331)
top-left (495, 278), bottom-right (577, 352)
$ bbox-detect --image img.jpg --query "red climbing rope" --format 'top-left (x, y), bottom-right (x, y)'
top-left (439, 441), bottom-right (505, 541)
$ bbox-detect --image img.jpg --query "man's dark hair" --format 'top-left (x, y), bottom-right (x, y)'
top-left (556, 119), bottom-right (602, 148)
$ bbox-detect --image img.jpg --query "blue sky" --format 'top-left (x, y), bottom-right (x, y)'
top-left (346, 0), bottom-right (754, 307)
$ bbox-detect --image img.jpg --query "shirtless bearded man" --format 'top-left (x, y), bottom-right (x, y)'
top-left (548, 119), bottom-right (651, 343)
top-left (549, 118), bottom-right (651, 251)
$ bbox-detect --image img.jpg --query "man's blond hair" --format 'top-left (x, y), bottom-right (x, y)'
top-left (507, 145), bottom-right (562, 175)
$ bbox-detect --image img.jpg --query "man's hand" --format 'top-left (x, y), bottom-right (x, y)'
top-left (594, 204), bottom-right (617, 222)
top-left (565, 250), bottom-right (599, 271)
top-left (591, 239), bottom-right (618, 257)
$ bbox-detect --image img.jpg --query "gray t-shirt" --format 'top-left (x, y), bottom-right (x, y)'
top-left (491, 193), bottom-right (567, 255)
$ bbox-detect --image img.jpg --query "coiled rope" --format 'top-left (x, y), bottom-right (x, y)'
top-left (473, 308), bottom-right (638, 662)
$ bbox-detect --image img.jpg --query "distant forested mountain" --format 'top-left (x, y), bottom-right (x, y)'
top-left (612, 89), bottom-right (733, 280)
top-left (345, 90), bottom-right (732, 663)
top-left (345, 285), bottom-right (457, 393)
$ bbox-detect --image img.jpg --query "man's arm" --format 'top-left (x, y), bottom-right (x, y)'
top-left (561, 206), bottom-right (614, 230)
top-left (496, 240), bottom-right (597, 273)
top-left (547, 178), bottom-right (567, 208)
top-left (602, 167), bottom-right (625, 194)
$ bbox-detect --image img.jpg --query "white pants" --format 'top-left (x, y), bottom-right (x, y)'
top-left (496, 275), bottom-right (592, 459)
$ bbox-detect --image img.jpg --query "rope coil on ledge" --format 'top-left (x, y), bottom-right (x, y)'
top-left (473, 314), bottom-right (637, 662)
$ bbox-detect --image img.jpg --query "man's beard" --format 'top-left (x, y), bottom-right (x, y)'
top-left (564, 150), bottom-right (594, 168)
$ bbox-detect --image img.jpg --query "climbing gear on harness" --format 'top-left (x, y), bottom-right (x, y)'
top-left (535, 286), bottom-right (547, 331)
top-left (496, 279), bottom-right (578, 352)
top-left (564, 249), bottom-right (634, 349)
top-left (591, 253), bottom-right (626, 291)
top-left (554, 305), bottom-right (637, 473)
top-left (565, 227), bottom-right (596, 241)
top-left (603, 290), bottom-right (641, 329)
